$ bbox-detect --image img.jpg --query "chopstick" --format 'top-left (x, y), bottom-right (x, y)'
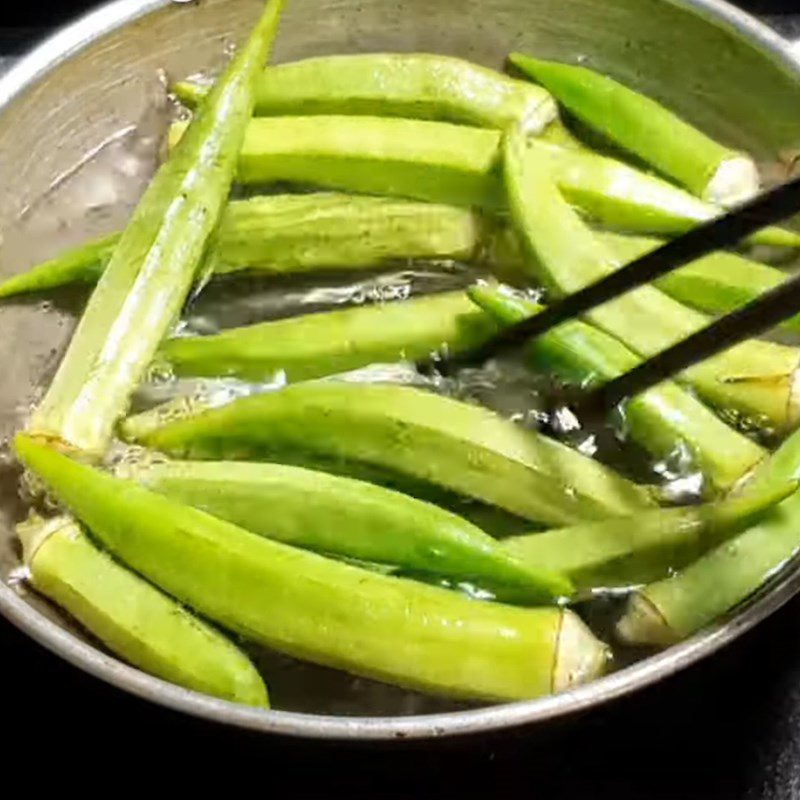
top-left (428, 176), bottom-right (800, 407)
top-left (578, 264), bottom-right (800, 413)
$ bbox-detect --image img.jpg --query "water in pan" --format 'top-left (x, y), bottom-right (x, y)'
top-left (0, 81), bottom-right (791, 718)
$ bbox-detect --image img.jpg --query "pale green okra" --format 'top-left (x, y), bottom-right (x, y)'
top-left (174, 52), bottom-right (558, 133)
top-left (125, 458), bottom-right (573, 600)
top-left (501, 129), bottom-right (800, 431)
top-left (19, 514), bottom-right (268, 706)
top-left (509, 52), bottom-right (759, 207)
top-left (169, 115), bottom-right (798, 247)
top-left (501, 484), bottom-right (793, 592)
top-left (468, 283), bottom-right (766, 493)
top-left (16, 435), bottom-right (608, 702)
top-left (27, 0), bottom-right (286, 455)
top-left (122, 381), bottom-right (656, 526)
top-left (157, 291), bottom-right (499, 384)
top-left (617, 426), bottom-right (800, 646)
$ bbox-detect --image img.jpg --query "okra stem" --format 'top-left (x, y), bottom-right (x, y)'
top-left (468, 283), bottom-right (766, 492)
top-left (27, 0), bottom-right (285, 455)
top-left (19, 514), bottom-right (268, 705)
top-left (510, 53), bottom-right (759, 206)
top-left (16, 435), bottom-right (607, 702)
top-left (122, 381), bottom-right (656, 526)
top-left (501, 130), bottom-right (800, 431)
top-left (174, 53), bottom-right (557, 133)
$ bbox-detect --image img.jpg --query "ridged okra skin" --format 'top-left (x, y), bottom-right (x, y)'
top-left (16, 435), bottom-right (608, 702)
top-left (19, 515), bottom-right (268, 706)
top-left (157, 291), bottom-right (499, 383)
top-left (124, 458), bottom-right (574, 600)
top-left (0, 194), bottom-right (483, 299)
top-left (27, 0), bottom-right (286, 455)
top-left (501, 130), bottom-right (800, 431)
top-left (618, 426), bottom-right (800, 646)
top-left (603, 233), bottom-right (800, 334)
top-left (509, 53), bottom-right (759, 207)
top-left (169, 116), bottom-right (797, 247)
top-left (123, 381), bottom-right (656, 526)
top-left (174, 53), bottom-right (557, 133)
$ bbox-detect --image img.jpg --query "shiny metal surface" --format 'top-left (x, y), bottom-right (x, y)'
top-left (1, 0), bottom-right (800, 740)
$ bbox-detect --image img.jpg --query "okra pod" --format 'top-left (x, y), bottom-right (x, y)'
top-left (501, 484), bottom-right (792, 592)
top-left (468, 283), bottom-right (766, 492)
top-left (0, 233), bottom-right (117, 299)
top-left (157, 291), bottom-right (498, 383)
top-left (124, 458), bottom-right (573, 600)
top-left (27, 0), bottom-right (285, 455)
top-left (617, 428), bottom-right (800, 645)
top-left (510, 53), bottom-right (759, 206)
top-left (122, 381), bottom-right (656, 526)
top-left (0, 194), bottom-right (483, 300)
top-left (19, 514), bottom-right (268, 706)
top-left (502, 130), bottom-right (800, 430)
top-left (16, 435), bottom-right (608, 701)
top-left (174, 53), bottom-right (557, 134)
top-left (604, 233), bottom-right (800, 335)
top-left (169, 116), bottom-right (798, 247)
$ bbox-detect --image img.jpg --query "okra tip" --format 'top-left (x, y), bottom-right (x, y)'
top-left (554, 610), bottom-right (610, 691)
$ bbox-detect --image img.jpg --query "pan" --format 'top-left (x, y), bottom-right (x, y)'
top-left (1, 0), bottom-right (799, 740)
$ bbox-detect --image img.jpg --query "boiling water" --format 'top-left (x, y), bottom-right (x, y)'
top-left (0, 84), bottom-right (790, 717)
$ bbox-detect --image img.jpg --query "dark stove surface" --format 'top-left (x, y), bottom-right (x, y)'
top-left (1, 1), bottom-right (799, 796)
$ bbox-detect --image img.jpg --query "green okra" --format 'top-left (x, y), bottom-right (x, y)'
top-left (27, 0), bottom-right (285, 455)
top-left (16, 435), bottom-right (608, 702)
top-left (501, 130), bottom-right (800, 431)
top-left (169, 116), bottom-right (798, 247)
top-left (157, 291), bottom-right (498, 383)
top-left (0, 233), bottom-right (118, 299)
top-left (617, 426), bottom-right (800, 645)
top-left (603, 233), bottom-right (800, 335)
top-left (124, 458), bottom-right (573, 600)
top-left (501, 483), bottom-right (793, 592)
top-left (468, 283), bottom-right (766, 492)
top-left (122, 381), bottom-right (656, 526)
top-left (19, 514), bottom-right (268, 706)
top-left (174, 52), bottom-right (557, 134)
top-left (0, 194), bottom-right (483, 300)
top-left (510, 53), bottom-right (759, 207)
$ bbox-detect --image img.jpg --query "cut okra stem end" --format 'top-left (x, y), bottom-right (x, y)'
top-left (554, 611), bottom-right (611, 691)
top-left (615, 593), bottom-right (677, 647)
top-left (704, 156), bottom-right (760, 207)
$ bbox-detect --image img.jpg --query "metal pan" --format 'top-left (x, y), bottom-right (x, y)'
top-left (1, 0), bottom-right (800, 740)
